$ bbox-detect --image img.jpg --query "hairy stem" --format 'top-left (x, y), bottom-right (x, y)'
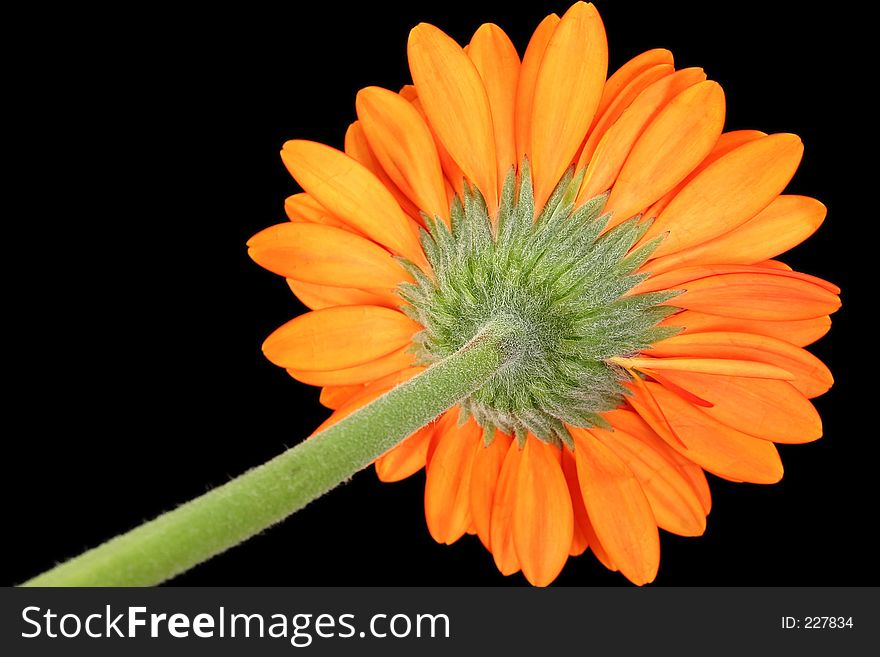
top-left (23, 320), bottom-right (519, 587)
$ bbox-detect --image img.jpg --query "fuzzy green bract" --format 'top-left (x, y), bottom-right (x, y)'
top-left (397, 161), bottom-right (680, 448)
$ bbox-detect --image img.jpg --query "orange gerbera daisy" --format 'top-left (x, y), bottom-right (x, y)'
top-left (248, 2), bottom-right (839, 586)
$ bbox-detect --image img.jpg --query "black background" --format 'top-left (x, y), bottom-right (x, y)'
top-left (7, 1), bottom-right (872, 586)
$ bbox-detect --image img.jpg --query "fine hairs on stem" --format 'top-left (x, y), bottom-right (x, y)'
top-left (22, 319), bottom-right (522, 587)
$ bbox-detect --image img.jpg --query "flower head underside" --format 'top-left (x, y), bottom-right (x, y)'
top-left (250, 1), bottom-right (840, 586)
top-left (400, 162), bottom-right (679, 446)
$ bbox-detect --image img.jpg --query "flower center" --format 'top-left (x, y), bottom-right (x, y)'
top-left (397, 161), bottom-right (679, 448)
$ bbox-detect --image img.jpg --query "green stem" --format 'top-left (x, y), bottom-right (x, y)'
top-left (23, 320), bottom-right (518, 587)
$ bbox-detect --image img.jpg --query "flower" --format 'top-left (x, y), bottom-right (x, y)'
top-left (247, 2), bottom-right (839, 586)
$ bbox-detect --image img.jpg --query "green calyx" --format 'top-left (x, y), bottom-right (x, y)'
top-left (397, 160), bottom-right (680, 449)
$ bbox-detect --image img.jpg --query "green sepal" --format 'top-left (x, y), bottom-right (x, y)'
top-left (398, 158), bottom-right (677, 445)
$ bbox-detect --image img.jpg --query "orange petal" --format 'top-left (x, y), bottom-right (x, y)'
top-left (661, 310), bottom-right (831, 347)
top-left (264, 306), bottom-right (420, 371)
top-left (670, 271), bottom-right (841, 321)
top-left (490, 440), bottom-right (523, 576)
top-left (642, 134), bottom-right (804, 258)
top-left (284, 193), bottom-right (350, 230)
top-left (590, 425), bottom-right (706, 536)
top-left (561, 448), bottom-right (616, 565)
top-left (606, 409), bottom-right (712, 515)
top-left (314, 367), bottom-right (423, 433)
top-left (286, 345), bottom-right (417, 387)
top-left (424, 417), bottom-right (481, 544)
top-left (319, 384), bottom-right (362, 410)
top-left (559, 448), bottom-right (589, 556)
top-left (581, 509), bottom-right (617, 569)
top-left (407, 95), bottom-right (465, 201)
top-left (642, 129), bottom-right (766, 220)
top-left (614, 356), bottom-right (794, 380)
top-left (513, 438), bottom-right (574, 586)
top-left (576, 62), bottom-right (674, 170)
top-left (641, 368), bottom-right (713, 407)
top-left (408, 23), bottom-right (498, 214)
top-left (637, 263), bottom-right (839, 295)
top-left (343, 121), bottom-right (423, 222)
top-left (468, 23), bottom-right (520, 186)
top-left (604, 80), bottom-right (725, 223)
top-left (286, 278), bottom-right (401, 311)
top-left (755, 259), bottom-right (793, 271)
top-left (571, 428), bottom-right (660, 585)
top-left (650, 331), bottom-right (833, 398)
top-left (593, 48), bottom-right (674, 121)
top-left (575, 67), bottom-right (707, 205)
top-left (647, 195), bottom-right (827, 274)
top-left (647, 152), bottom-right (745, 231)
top-left (356, 87), bottom-right (448, 221)
top-left (625, 368), bottom-right (687, 449)
top-left (694, 128), bottom-right (768, 162)
top-left (514, 14), bottom-right (560, 165)
top-left (399, 84), bottom-right (418, 102)
top-left (650, 369), bottom-right (821, 444)
top-left (425, 409), bottom-right (458, 469)
top-left (281, 140), bottom-right (426, 267)
top-left (248, 222), bottom-right (409, 291)
top-left (284, 192), bottom-right (324, 222)
top-left (628, 382), bottom-right (784, 483)
top-left (375, 423), bottom-right (435, 482)
top-left (529, 2), bottom-right (607, 211)
top-left (672, 459), bottom-right (712, 515)
top-left (469, 431), bottom-right (513, 550)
